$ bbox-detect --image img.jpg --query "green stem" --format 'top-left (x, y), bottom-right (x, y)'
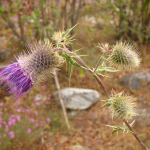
top-left (93, 50), bottom-right (113, 74)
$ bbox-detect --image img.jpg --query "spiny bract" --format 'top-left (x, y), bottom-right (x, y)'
top-left (109, 42), bottom-right (141, 70)
top-left (106, 92), bottom-right (136, 120)
top-left (52, 31), bottom-right (72, 46)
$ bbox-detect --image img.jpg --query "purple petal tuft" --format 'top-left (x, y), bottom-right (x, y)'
top-left (0, 62), bottom-right (33, 98)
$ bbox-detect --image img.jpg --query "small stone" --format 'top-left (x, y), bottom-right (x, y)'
top-left (72, 145), bottom-right (90, 150)
top-left (119, 72), bottom-right (150, 90)
top-left (59, 135), bottom-right (68, 144)
top-left (136, 108), bottom-right (150, 126)
top-left (53, 88), bottom-right (100, 110)
top-left (34, 94), bottom-right (43, 101)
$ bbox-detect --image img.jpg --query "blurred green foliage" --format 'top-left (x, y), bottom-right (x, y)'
top-left (103, 0), bottom-right (150, 44)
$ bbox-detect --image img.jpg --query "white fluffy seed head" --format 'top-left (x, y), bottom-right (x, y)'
top-left (109, 42), bottom-right (141, 71)
top-left (17, 41), bottom-right (64, 85)
top-left (106, 92), bottom-right (136, 120)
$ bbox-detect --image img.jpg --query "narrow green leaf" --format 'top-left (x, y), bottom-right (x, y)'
top-left (112, 129), bottom-right (118, 134)
top-left (0, 6), bottom-right (5, 16)
top-left (63, 52), bottom-right (80, 67)
top-left (68, 63), bottom-right (74, 86)
top-left (96, 66), bottom-right (119, 75)
top-left (31, 11), bottom-right (37, 19)
top-left (106, 124), bottom-right (131, 135)
top-left (57, 24), bottom-right (77, 46)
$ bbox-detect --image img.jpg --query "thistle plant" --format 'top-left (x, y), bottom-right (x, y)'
top-left (0, 26), bottom-right (148, 150)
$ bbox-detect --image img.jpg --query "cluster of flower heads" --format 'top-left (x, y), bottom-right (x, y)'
top-left (98, 42), bottom-right (141, 120)
top-left (0, 96), bottom-right (51, 145)
top-left (0, 41), bottom-right (64, 98)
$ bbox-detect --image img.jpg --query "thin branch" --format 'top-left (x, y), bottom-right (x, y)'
top-left (74, 0), bottom-right (83, 25)
top-left (57, 2), bottom-right (66, 30)
top-left (18, 12), bottom-right (25, 41)
top-left (53, 71), bottom-right (71, 131)
top-left (2, 15), bottom-right (20, 39)
top-left (40, 0), bottom-right (45, 40)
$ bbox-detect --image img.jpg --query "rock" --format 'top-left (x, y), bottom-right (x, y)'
top-left (0, 49), bottom-right (12, 62)
top-left (59, 135), bottom-right (68, 144)
top-left (72, 145), bottom-right (90, 150)
top-left (53, 88), bottom-right (100, 110)
top-left (119, 72), bottom-right (150, 90)
top-left (82, 15), bottom-right (96, 24)
top-left (136, 108), bottom-right (150, 126)
top-left (137, 97), bottom-right (147, 105)
top-left (34, 94), bottom-right (43, 101)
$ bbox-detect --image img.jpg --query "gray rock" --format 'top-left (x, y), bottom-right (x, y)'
top-left (136, 108), bottom-right (150, 126)
top-left (119, 72), bottom-right (150, 90)
top-left (53, 88), bottom-right (100, 110)
top-left (0, 49), bottom-right (12, 62)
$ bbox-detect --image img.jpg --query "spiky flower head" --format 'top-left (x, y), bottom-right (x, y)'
top-left (0, 41), bottom-right (64, 98)
top-left (106, 91), bottom-right (136, 120)
top-left (52, 31), bottom-right (72, 46)
top-left (108, 42), bottom-right (141, 70)
top-left (98, 43), bottom-right (110, 53)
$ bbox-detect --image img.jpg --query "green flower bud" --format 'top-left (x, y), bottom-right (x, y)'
top-left (106, 92), bottom-right (136, 120)
top-left (109, 42), bottom-right (141, 70)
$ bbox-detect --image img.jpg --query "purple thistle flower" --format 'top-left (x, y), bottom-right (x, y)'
top-left (47, 117), bottom-right (51, 122)
top-left (0, 41), bottom-right (64, 98)
top-left (9, 131), bottom-right (15, 138)
top-left (0, 62), bottom-right (33, 98)
top-left (16, 115), bottom-right (20, 121)
top-left (35, 102), bottom-right (40, 105)
top-left (27, 128), bottom-right (32, 133)
top-left (30, 118), bottom-right (35, 122)
top-left (5, 125), bottom-right (8, 132)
